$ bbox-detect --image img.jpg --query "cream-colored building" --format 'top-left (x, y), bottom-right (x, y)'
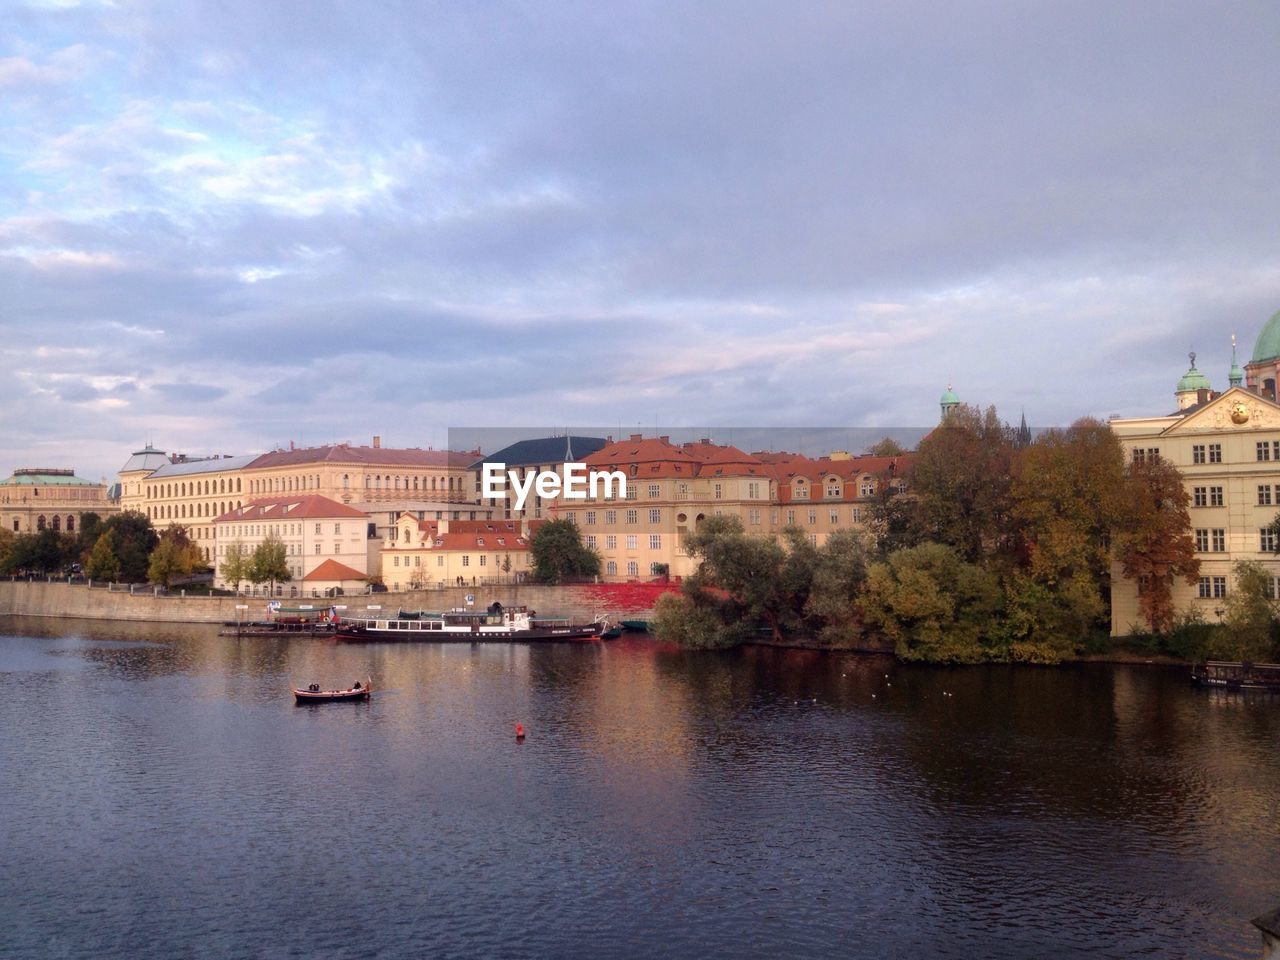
top-left (557, 436), bottom-right (911, 581)
top-left (213, 495), bottom-right (372, 596)
top-left (1110, 373), bottom-right (1280, 635)
top-left (119, 439), bottom-right (482, 563)
top-left (1, 468), bottom-right (119, 535)
top-left (379, 515), bottom-right (538, 591)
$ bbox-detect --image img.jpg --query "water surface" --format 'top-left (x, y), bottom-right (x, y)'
top-left (1, 615), bottom-right (1277, 959)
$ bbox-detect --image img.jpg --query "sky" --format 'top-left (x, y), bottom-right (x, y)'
top-left (3, 0), bottom-right (1279, 481)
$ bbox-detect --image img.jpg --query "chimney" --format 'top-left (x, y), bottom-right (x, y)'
top-left (373, 435), bottom-right (381, 449)
top-left (1197, 388), bottom-right (1210, 405)
top-left (659, 435), bottom-right (670, 443)
top-left (629, 433), bottom-right (643, 441)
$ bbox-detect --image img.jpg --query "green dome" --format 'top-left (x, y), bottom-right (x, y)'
top-left (940, 386), bottom-right (959, 405)
top-left (1252, 309), bottom-right (1280, 363)
top-left (1176, 363), bottom-right (1211, 393)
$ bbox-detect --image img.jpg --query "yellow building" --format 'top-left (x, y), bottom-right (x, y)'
top-left (119, 439), bottom-right (481, 563)
top-left (1110, 344), bottom-right (1280, 635)
top-left (379, 514), bottom-right (537, 591)
top-left (1, 467), bottom-right (118, 535)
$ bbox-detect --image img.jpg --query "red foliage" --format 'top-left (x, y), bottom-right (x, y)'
top-left (574, 580), bottom-right (682, 613)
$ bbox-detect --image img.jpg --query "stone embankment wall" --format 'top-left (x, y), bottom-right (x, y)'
top-left (0, 580), bottom-right (680, 625)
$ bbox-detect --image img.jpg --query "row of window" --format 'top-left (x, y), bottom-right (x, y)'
top-left (30, 515), bottom-right (77, 532)
top-left (390, 554), bottom-right (525, 568)
top-left (585, 534), bottom-right (663, 551)
top-left (603, 561), bottom-right (663, 577)
top-left (1192, 528), bottom-right (1280, 552)
top-left (566, 506), bottom-right (867, 527)
top-left (1138, 441), bottom-right (1280, 465)
top-left (1195, 576), bottom-right (1280, 599)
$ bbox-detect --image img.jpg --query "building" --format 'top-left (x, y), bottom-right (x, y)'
top-left (118, 439), bottom-right (482, 563)
top-left (470, 434), bottom-right (609, 519)
top-left (212, 495), bottom-right (371, 596)
top-left (1109, 323), bottom-right (1280, 635)
top-left (0, 467), bottom-right (118, 535)
top-left (380, 516), bottom-right (538, 591)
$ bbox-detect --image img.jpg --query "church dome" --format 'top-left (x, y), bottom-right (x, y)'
top-left (940, 386), bottom-right (959, 405)
top-left (1251, 309), bottom-right (1280, 363)
top-left (1176, 361), bottom-right (1211, 394)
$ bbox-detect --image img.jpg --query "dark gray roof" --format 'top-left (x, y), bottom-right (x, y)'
top-left (119, 446), bottom-right (171, 474)
top-left (468, 435), bottom-right (608, 470)
top-left (146, 453), bottom-right (260, 478)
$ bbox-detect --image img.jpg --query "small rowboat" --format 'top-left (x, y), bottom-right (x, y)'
top-left (292, 678), bottom-right (372, 703)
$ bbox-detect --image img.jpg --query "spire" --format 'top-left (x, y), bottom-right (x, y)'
top-left (1229, 333), bottom-right (1244, 387)
top-left (1017, 410), bottom-right (1032, 447)
top-left (564, 433), bottom-right (575, 461)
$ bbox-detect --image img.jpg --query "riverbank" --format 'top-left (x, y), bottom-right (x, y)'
top-left (0, 579), bottom-right (676, 625)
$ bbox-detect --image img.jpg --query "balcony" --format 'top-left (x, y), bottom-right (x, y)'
top-left (673, 490), bottom-right (711, 501)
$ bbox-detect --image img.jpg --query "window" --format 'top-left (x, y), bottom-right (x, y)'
top-left (315, 523), bottom-right (321, 534)
top-left (1212, 576), bottom-right (1227, 598)
top-left (851, 507), bottom-right (862, 523)
top-left (786, 509), bottom-right (796, 526)
top-left (605, 510), bottom-right (617, 525)
top-left (586, 511), bottom-right (596, 525)
top-left (1198, 577), bottom-right (1212, 598)
top-left (627, 561), bottom-right (638, 577)
top-left (825, 481), bottom-right (840, 500)
top-left (1193, 487), bottom-right (1207, 507)
top-left (626, 535), bottom-right (638, 550)
top-left (462, 556), bottom-right (469, 567)
top-left (625, 509), bottom-right (637, 524)
top-left (649, 535), bottom-right (661, 550)
top-left (606, 535), bottom-right (617, 549)
top-left (626, 484), bottom-right (637, 501)
top-left (648, 484), bottom-right (660, 498)
top-left (714, 483), bottom-right (723, 500)
top-left (771, 510), bottom-right (779, 525)
top-left (1260, 485), bottom-right (1274, 506)
top-left (1262, 528), bottom-right (1277, 552)
top-left (315, 543), bottom-right (321, 554)
top-left (1269, 577), bottom-right (1280, 601)
top-left (479, 555), bottom-right (486, 566)
top-left (437, 556), bottom-right (443, 567)
top-left (829, 510), bottom-right (839, 525)
top-left (586, 535), bottom-right (598, 549)
top-left (1210, 486), bottom-right (1223, 507)
top-left (563, 512), bottom-right (576, 525)
top-left (1212, 529), bottom-right (1226, 552)
top-left (393, 556), bottom-right (400, 567)
top-left (334, 523), bottom-right (341, 534)
top-left (1209, 444), bottom-right (1222, 463)
top-left (1192, 444), bottom-right (1206, 464)
top-left (749, 509), bottom-right (761, 525)
top-left (1258, 441), bottom-right (1280, 462)
top-left (1195, 529), bottom-right (1209, 552)
top-left (808, 509), bottom-right (817, 525)
top-left (793, 481), bottom-right (808, 500)
top-left (1132, 448), bottom-right (1160, 463)
top-left (607, 561), bottom-right (617, 575)
top-left (649, 509), bottom-right (661, 523)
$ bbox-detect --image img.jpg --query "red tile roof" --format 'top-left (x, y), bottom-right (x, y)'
top-left (303, 559), bottom-right (368, 582)
top-left (248, 444), bottom-right (478, 470)
top-left (584, 436), bottom-right (767, 478)
top-left (214, 495), bottom-right (368, 523)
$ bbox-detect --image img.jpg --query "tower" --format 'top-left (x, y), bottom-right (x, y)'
top-left (1229, 333), bottom-right (1244, 388)
top-left (1175, 352), bottom-right (1211, 410)
top-left (939, 384), bottom-right (959, 422)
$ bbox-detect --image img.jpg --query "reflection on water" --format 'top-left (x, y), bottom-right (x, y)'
top-left (1, 615), bottom-right (1277, 959)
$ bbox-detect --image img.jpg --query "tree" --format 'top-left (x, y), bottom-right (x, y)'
top-left (3, 528), bottom-right (72, 574)
top-left (908, 404), bottom-right (1018, 563)
top-left (530, 519), bottom-right (601, 584)
top-left (76, 512), bottom-right (104, 561)
top-left (99, 511), bottom-right (158, 582)
top-left (866, 437), bottom-right (907, 457)
top-left (650, 591), bottom-right (737, 648)
top-left (861, 543), bottom-right (1004, 663)
top-left (148, 526), bottom-right (205, 588)
top-left (247, 535), bottom-right (291, 593)
top-left (1113, 457), bottom-right (1199, 634)
top-left (220, 541), bottom-right (249, 593)
top-left (1215, 560), bottom-right (1278, 662)
top-left (84, 530), bottom-right (121, 581)
top-left (806, 529), bottom-right (873, 646)
top-left (501, 553), bottom-right (512, 575)
top-left (682, 516), bottom-right (796, 640)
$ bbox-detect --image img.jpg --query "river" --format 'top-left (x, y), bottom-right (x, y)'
top-left (1, 615), bottom-right (1277, 959)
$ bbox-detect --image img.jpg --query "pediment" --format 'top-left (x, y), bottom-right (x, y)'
top-left (1161, 387), bottom-right (1280, 435)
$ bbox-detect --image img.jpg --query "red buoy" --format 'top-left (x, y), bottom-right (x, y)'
top-left (515, 722), bottom-right (525, 740)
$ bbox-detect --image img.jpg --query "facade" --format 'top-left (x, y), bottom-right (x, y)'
top-left (119, 439), bottom-right (482, 563)
top-left (0, 468), bottom-right (118, 535)
top-left (379, 515), bottom-right (537, 591)
top-left (1110, 326), bottom-right (1280, 635)
top-left (212, 495), bottom-right (371, 595)
top-left (558, 435), bottom-right (911, 581)
top-left (471, 434), bottom-right (609, 519)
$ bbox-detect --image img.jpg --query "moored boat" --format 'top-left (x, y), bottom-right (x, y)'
top-left (292, 678), bottom-right (372, 703)
top-left (221, 603), bottom-right (340, 637)
top-left (1191, 661), bottom-right (1280, 692)
top-left (334, 603), bottom-right (604, 643)
top-left (619, 619), bottom-right (650, 632)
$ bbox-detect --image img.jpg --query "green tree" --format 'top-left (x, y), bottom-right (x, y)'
top-left (99, 511), bottom-right (158, 581)
top-left (682, 515), bottom-right (797, 640)
top-left (3, 528), bottom-right (72, 574)
top-left (247, 535), bottom-right (291, 592)
top-left (1214, 560), bottom-right (1278, 662)
top-left (147, 526), bottom-right (205, 588)
top-left (530, 519), bottom-right (601, 584)
top-left (76, 512), bottom-right (104, 560)
top-left (866, 437), bottom-right (907, 457)
top-left (806, 529), bottom-right (873, 646)
top-left (861, 543), bottom-right (1004, 663)
top-left (908, 404), bottom-right (1018, 563)
top-left (84, 530), bottom-right (121, 581)
top-left (1113, 457), bottom-right (1199, 634)
top-left (220, 541), bottom-right (249, 593)
top-left (650, 591), bottom-right (736, 648)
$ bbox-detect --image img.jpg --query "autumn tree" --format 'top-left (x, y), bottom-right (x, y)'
top-left (147, 525), bottom-right (206, 588)
top-left (861, 543), bottom-right (1004, 663)
top-left (908, 405), bottom-right (1018, 563)
top-left (866, 437), bottom-right (907, 457)
top-left (1214, 560), bottom-right (1278, 662)
top-left (84, 530), bottom-right (121, 581)
top-left (99, 511), bottom-right (158, 581)
top-left (1113, 457), bottom-right (1199, 634)
top-left (247, 535), bottom-right (291, 592)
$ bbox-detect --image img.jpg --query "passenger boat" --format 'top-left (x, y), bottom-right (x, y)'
top-left (1191, 661), bottom-right (1280, 692)
top-left (220, 603), bottom-right (339, 637)
top-left (292, 678), bottom-right (372, 703)
top-left (334, 604), bottom-right (605, 643)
